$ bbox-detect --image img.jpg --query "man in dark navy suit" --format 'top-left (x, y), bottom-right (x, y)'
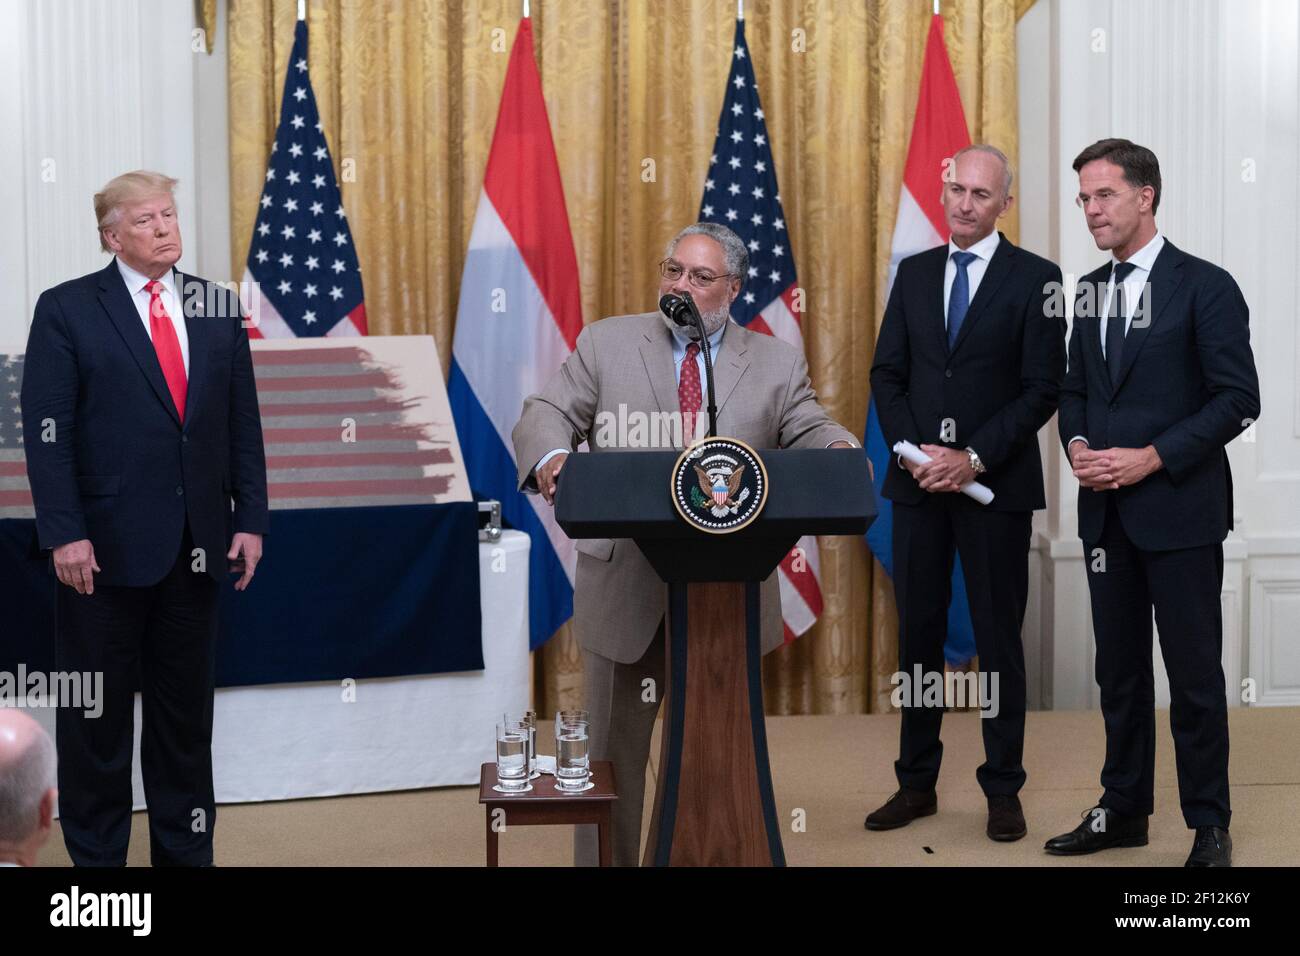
top-left (868, 145), bottom-right (1066, 842)
top-left (21, 170), bottom-right (268, 866)
top-left (1047, 140), bottom-right (1259, 867)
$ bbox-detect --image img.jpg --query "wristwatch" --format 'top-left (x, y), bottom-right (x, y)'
top-left (965, 447), bottom-right (986, 475)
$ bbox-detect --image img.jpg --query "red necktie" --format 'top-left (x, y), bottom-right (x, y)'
top-left (678, 341), bottom-right (701, 445)
top-left (145, 280), bottom-right (188, 422)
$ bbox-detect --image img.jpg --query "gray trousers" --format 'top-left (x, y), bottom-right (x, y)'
top-left (574, 621), bottom-right (666, 867)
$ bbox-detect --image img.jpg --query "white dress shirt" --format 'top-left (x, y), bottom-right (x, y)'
top-left (943, 229), bottom-right (1001, 327)
top-left (1100, 231), bottom-right (1164, 357)
top-left (1068, 231), bottom-right (1165, 450)
top-left (116, 258), bottom-right (190, 376)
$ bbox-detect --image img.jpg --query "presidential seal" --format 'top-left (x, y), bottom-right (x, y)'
top-left (670, 436), bottom-right (768, 534)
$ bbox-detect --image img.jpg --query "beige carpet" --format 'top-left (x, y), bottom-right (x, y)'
top-left (37, 707), bottom-right (1300, 866)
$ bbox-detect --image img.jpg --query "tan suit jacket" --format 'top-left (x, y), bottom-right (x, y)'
top-left (512, 311), bottom-right (857, 664)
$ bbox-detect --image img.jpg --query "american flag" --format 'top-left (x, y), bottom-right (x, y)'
top-left (252, 338), bottom-right (470, 510)
top-left (0, 354), bottom-right (31, 519)
top-left (0, 340), bottom-right (469, 517)
top-left (241, 18), bottom-right (367, 340)
top-left (699, 18), bottom-right (823, 642)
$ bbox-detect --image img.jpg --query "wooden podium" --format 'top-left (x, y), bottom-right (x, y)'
top-left (554, 447), bottom-right (875, 866)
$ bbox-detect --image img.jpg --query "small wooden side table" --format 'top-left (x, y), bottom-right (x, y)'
top-left (477, 761), bottom-right (618, 867)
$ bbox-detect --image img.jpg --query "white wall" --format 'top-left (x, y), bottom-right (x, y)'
top-left (1018, 0), bottom-right (1300, 709)
top-left (0, 0), bottom-right (231, 354)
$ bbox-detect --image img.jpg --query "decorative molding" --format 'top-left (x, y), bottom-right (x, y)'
top-left (1247, 570), bottom-right (1300, 707)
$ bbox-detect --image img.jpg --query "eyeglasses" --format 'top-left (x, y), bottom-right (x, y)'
top-left (659, 259), bottom-right (737, 290)
top-left (1075, 186), bottom-right (1139, 210)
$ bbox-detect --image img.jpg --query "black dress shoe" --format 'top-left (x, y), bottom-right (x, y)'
top-left (864, 788), bottom-right (937, 830)
top-left (1185, 826), bottom-right (1232, 867)
top-left (987, 794), bottom-right (1027, 842)
top-left (1043, 806), bottom-right (1148, 855)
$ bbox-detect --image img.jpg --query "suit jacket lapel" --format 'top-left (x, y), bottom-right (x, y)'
top-left (711, 321), bottom-right (750, 418)
top-left (176, 271), bottom-right (207, 431)
top-left (949, 233), bottom-right (1014, 357)
top-left (923, 247), bottom-right (949, 358)
top-left (97, 259), bottom-right (182, 428)
top-left (1076, 263), bottom-right (1112, 397)
top-left (1113, 241), bottom-right (1183, 394)
top-left (639, 323), bottom-right (677, 413)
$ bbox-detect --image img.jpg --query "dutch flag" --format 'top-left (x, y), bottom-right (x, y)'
top-left (448, 18), bottom-right (582, 650)
top-left (865, 13), bottom-right (977, 667)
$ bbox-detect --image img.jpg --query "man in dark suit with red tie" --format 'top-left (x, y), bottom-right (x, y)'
top-left (21, 170), bottom-right (268, 866)
top-left (1047, 140), bottom-right (1259, 867)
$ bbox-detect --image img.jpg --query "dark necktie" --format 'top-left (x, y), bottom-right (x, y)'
top-left (1106, 260), bottom-right (1138, 388)
top-left (947, 251), bottom-right (978, 351)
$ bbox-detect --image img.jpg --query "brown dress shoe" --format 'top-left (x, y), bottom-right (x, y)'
top-left (987, 794), bottom-right (1027, 842)
top-left (864, 788), bottom-right (937, 830)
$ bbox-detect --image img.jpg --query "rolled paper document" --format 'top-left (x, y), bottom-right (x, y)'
top-left (892, 440), bottom-right (995, 505)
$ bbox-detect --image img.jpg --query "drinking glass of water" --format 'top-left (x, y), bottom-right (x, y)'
top-left (554, 712), bottom-right (590, 791)
top-left (555, 710), bottom-right (589, 729)
top-left (496, 721), bottom-right (530, 792)
top-left (504, 711), bottom-right (538, 779)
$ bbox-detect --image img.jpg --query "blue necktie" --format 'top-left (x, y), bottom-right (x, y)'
top-left (947, 251), bottom-right (977, 351)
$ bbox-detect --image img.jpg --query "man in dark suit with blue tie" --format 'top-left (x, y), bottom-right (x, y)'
top-left (868, 145), bottom-right (1066, 842)
top-left (21, 171), bottom-right (268, 866)
top-left (1047, 140), bottom-right (1259, 867)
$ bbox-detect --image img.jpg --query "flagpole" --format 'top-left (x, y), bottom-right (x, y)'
top-left (934, 0), bottom-right (940, 14)
top-left (737, 0), bottom-right (744, 20)
top-left (297, 0), bottom-right (305, 21)
top-left (523, 0), bottom-right (530, 18)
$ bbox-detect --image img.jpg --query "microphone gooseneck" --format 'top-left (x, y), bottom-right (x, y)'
top-left (679, 291), bottom-right (719, 439)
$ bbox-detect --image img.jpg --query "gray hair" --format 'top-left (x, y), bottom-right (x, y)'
top-left (0, 724), bottom-right (56, 844)
top-left (665, 222), bottom-right (749, 287)
top-left (954, 144), bottom-right (1014, 198)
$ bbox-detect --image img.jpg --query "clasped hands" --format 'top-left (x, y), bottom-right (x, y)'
top-left (906, 444), bottom-right (976, 493)
top-left (1068, 440), bottom-right (1162, 491)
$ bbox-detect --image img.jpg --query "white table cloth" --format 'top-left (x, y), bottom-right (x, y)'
top-left (34, 530), bottom-right (531, 808)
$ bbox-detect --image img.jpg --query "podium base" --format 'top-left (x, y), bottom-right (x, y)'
top-left (643, 580), bottom-right (785, 867)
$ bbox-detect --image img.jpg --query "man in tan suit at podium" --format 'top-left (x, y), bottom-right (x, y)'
top-left (513, 222), bottom-right (857, 866)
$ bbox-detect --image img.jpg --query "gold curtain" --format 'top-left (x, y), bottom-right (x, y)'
top-left (228, 0), bottom-right (1025, 717)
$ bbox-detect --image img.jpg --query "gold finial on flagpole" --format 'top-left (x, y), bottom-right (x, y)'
top-left (297, 0), bottom-right (306, 21)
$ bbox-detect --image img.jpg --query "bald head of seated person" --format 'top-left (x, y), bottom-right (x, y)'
top-left (0, 710), bottom-right (58, 867)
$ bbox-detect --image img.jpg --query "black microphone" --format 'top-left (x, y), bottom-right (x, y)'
top-left (659, 293), bottom-right (694, 328)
